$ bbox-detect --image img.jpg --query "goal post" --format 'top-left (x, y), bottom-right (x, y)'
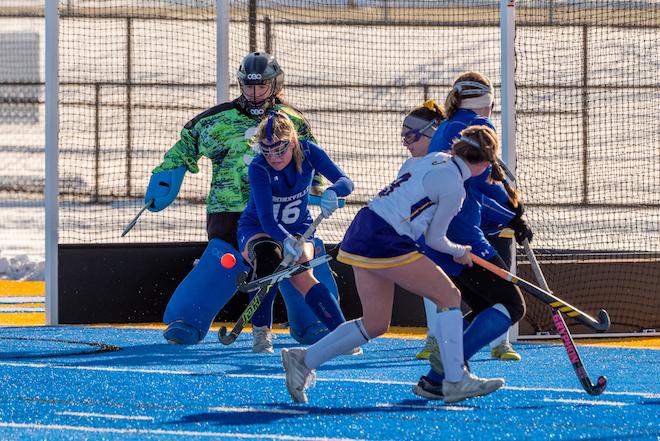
top-left (45, 0), bottom-right (59, 325)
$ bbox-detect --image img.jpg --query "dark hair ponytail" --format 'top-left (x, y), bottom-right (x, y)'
top-left (490, 161), bottom-right (521, 207)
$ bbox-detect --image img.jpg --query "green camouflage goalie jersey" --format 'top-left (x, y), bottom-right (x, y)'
top-left (153, 99), bottom-right (317, 213)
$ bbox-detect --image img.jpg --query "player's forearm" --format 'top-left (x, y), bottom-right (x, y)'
top-left (152, 129), bottom-right (201, 173)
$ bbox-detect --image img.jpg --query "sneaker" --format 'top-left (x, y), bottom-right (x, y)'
top-left (412, 375), bottom-right (443, 400)
top-left (442, 369), bottom-right (505, 404)
top-left (281, 348), bottom-right (316, 403)
top-left (415, 336), bottom-right (439, 360)
top-left (491, 341), bottom-right (521, 361)
top-left (252, 325), bottom-right (274, 354)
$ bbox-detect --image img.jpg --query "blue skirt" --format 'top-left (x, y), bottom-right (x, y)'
top-left (338, 207), bottom-right (423, 269)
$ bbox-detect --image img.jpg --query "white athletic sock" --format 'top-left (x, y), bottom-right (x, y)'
top-left (433, 307), bottom-right (464, 382)
top-left (423, 298), bottom-right (436, 338)
top-left (489, 304), bottom-right (512, 348)
top-left (304, 319), bottom-right (370, 370)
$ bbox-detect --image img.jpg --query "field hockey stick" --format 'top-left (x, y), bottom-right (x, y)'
top-left (218, 213), bottom-right (325, 345)
top-left (522, 239), bottom-right (607, 396)
top-left (469, 252), bottom-right (610, 332)
top-left (308, 194), bottom-right (346, 208)
top-left (237, 254), bottom-right (331, 293)
top-left (121, 199), bottom-right (154, 237)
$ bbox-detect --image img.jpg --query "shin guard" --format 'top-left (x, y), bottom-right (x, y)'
top-left (279, 238), bottom-right (339, 344)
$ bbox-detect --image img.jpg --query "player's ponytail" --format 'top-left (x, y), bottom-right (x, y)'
top-left (491, 161), bottom-right (521, 207)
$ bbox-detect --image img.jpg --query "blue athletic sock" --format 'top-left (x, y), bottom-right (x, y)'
top-left (426, 304), bottom-right (512, 383)
top-left (250, 285), bottom-right (278, 328)
top-left (463, 304), bottom-right (512, 360)
top-left (304, 283), bottom-right (346, 331)
top-left (426, 368), bottom-right (444, 384)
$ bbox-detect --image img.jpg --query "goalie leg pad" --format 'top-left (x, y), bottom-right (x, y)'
top-left (280, 238), bottom-right (339, 344)
top-left (163, 239), bottom-right (248, 344)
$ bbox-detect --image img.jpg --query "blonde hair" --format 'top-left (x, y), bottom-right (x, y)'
top-left (254, 111), bottom-right (304, 172)
top-left (451, 125), bottom-right (520, 206)
top-left (444, 71), bottom-right (493, 119)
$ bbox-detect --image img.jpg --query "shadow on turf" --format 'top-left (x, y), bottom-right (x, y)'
top-left (171, 399), bottom-right (477, 426)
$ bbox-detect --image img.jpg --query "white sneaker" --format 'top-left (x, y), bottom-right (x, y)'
top-left (442, 369), bottom-right (504, 404)
top-left (252, 325), bottom-right (274, 353)
top-left (281, 348), bottom-right (316, 403)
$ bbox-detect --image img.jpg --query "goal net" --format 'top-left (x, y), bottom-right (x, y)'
top-left (1, 0), bottom-right (658, 333)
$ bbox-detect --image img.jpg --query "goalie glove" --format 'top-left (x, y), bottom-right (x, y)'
top-left (145, 166), bottom-right (186, 212)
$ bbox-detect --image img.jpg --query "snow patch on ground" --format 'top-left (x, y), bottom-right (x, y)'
top-left (0, 252), bottom-right (44, 281)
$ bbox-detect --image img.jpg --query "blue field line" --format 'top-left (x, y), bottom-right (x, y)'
top-left (0, 297), bottom-right (45, 304)
top-left (0, 326), bottom-right (658, 441)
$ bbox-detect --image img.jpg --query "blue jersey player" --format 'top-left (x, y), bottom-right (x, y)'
top-left (152, 52), bottom-right (343, 348)
top-left (424, 71), bottom-right (533, 363)
top-left (413, 125), bottom-right (529, 400)
top-left (237, 111), bottom-right (355, 353)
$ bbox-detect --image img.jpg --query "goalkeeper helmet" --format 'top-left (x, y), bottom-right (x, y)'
top-left (237, 52), bottom-right (284, 116)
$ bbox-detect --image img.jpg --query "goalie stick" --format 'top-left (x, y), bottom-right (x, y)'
top-left (218, 213), bottom-right (325, 345)
top-left (121, 199), bottom-right (154, 237)
top-left (522, 239), bottom-right (607, 396)
top-left (469, 252), bottom-right (610, 332)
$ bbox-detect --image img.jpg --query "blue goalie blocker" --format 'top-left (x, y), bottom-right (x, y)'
top-left (279, 237), bottom-right (339, 345)
top-left (163, 239), bottom-right (248, 345)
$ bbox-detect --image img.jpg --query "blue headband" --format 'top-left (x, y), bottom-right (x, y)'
top-left (265, 111), bottom-right (277, 142)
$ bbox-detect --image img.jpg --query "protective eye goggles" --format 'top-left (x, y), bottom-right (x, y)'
top-left (401, 119), bottom-right (436, 145)
top-left (259, 139), bottom-right (290, 157)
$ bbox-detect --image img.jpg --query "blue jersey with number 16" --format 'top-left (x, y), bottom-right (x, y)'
top-left (239, 140), bottom-right (352, 245)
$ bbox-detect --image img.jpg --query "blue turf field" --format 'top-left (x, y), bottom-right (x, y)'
top-left (0, 326), bottom-right (658, 440)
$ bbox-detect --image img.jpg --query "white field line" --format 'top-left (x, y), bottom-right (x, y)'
top-left (55, 411), bottom-right (154, 421)
top-left (503, 385), bottom-right (659, 399)
top-left (0, 422), bottom-right (372, 441)
top-left (0, 307), bottom-right (44, 312)
top-left (375, 403), bottom-right (473, 412)
top-left (0, 361), bottom-right (201, 376)
top-left (227, 373), bottom-right (414, 386)
top-left (0, 296), bottom-right (44, 303)
top-left (543, 398), bottom-right (629, 407)
top-left (1, 361), bottom-right (658, 400)
top-left (208, 406), bottom-right (308, 415)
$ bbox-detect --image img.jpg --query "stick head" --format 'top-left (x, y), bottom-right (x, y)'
top-left (594, 309), bottom-right (611, 333)
top-left (585, 375), bottom-right (607, 396)
top-left (218, 326), bottom-right (238, 345)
